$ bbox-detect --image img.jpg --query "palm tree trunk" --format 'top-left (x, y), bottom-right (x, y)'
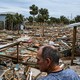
top-left (18, 24), bottom-right (20, 34)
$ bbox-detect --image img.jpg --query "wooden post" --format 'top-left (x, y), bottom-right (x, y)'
top-left (17, 44), bottom-right (19, 63)
top-left (71, 26), bottom-right (77, 65)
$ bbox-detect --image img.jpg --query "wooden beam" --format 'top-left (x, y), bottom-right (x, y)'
top-left (71, 26), bottom-right (77, 65)
top-left (0, 41), bottom-right (20, 64)
top-left (0, 41), bottom-right (20, 50)
top-left (0, 54), bottom-right (19, 59)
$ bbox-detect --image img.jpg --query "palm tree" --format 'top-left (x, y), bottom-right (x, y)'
top-left (28, 16), bottom-right (33, 25)
top-left (39, 8), bottom-right (49, 36)
top-left (14, 13), bottom-right (24, 34)
top-left (49, 17), bottom-right (57, 26)
top-left (60, 16), bottom-right (69, 25)
top-left (29, 4), bottom-right (38, 23)
top-left (6, 13), bottom-right (24, 33)
top-left (75, 15), bottom-right (80, 22)
top-left (6, 14), bottom-right (15, 30)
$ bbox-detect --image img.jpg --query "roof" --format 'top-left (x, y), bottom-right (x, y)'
top-left (68, 22), bottom-right (80, 27)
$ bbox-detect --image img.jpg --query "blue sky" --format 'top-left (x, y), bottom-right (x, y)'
top-left (0, 0), bottom-right (80, 19)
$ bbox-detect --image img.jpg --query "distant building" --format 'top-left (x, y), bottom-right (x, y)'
top-left (0, 14), bottom-right (6, 30)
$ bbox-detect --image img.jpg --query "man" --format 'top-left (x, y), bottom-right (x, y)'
top-left (36, 45), bottom-right (80, 80)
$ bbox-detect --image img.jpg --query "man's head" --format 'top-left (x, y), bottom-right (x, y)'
top-left (37, 45), bottom-right (60, 72)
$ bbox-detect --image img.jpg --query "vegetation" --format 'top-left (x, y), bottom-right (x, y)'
top-left (4, 4), bottom-right (80, 31)
top-left (27, 4), bottom-right (80, 26)
top-left (29, 4), bottom-right (38, 23)
top-left (6, 13), bottom-right (24, 31)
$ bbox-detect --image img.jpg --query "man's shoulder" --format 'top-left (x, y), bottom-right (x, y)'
top-left (37, 69), bottom-right (80, 80)
top-left (37, 75), bottom-right (56, 80)
top-left (63, 68), bottom-right (77, 74)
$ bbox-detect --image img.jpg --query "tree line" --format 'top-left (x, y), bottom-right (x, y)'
top-left (28, 4), bottom-right (80, 25)
top-left (5, 4), bottom-right (80, 30)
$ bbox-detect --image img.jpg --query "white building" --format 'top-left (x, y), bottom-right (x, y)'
top-left (0, 14), bottom-right (6, 30)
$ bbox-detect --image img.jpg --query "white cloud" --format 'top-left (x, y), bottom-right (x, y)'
top-left (0, 0), bottom-right (80, 18)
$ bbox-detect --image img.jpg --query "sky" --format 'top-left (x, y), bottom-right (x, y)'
top-left (0, 0), bottom-right (80, 19)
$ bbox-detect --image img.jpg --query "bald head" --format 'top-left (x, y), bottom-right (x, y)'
top-left (38, 45), bottom-right (57, 52)
top-left (38, 45), bottom-right (60, 65)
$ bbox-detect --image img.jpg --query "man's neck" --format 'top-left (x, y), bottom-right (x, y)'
top-left (47, 65), bottom-right (62, 74)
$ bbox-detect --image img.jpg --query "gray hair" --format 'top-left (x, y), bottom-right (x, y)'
top-left (41, 46), bottom-right (60, 65)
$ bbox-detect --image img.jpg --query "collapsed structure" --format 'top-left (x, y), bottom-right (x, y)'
top-left (0, 23), bottom-right (80, 79)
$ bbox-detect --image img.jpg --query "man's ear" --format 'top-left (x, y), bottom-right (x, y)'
top-left (46, 58), bottom-right (51, 66)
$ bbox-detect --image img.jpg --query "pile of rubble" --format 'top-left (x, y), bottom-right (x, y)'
top-left (0, 26), bottom-right (80, 79)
